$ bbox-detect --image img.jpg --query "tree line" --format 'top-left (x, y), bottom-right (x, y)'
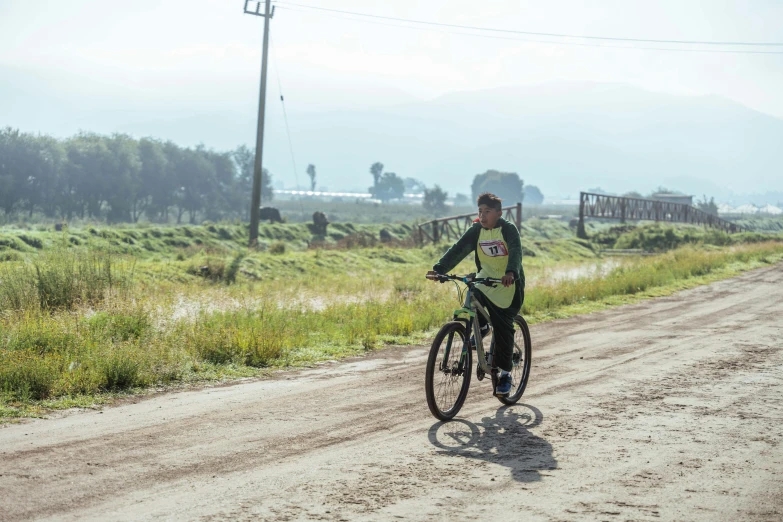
top-left (368, 164), bottom-right (544, 216)
top-left (0, 128), bottom-right (272, 223)
top-left (0, 126), bottom-right (547, 224)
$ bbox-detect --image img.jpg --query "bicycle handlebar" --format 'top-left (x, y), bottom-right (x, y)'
top-left (426, 273), bottom-right (504, 286)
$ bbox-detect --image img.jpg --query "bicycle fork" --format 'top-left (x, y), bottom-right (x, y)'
top-left (439, 331), bottom-right (469, 376)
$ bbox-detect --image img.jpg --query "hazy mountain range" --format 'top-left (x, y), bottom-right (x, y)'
top-left (2, 65), bottom-right (781, 204)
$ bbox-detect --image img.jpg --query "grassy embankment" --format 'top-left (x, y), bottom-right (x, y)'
top-left (1, 218), bottom-right (781, 419)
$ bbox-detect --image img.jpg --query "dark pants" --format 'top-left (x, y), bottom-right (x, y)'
top-left (474, 284), bottom-right (523, 372)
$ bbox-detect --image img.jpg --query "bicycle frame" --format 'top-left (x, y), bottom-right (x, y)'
top-left (443, 283), bottom-right (495, 378)
top-left (468, 288), bottom-right (495, 376)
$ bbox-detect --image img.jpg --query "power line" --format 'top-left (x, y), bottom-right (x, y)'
top-left (270, 34), bottom-right (306, 220)
top-left (273, 5), bottom-right (783, 55)
top-left (275, 5), bottom-right (783, 55)
top-left (273, 1), bottom-right (783, 49)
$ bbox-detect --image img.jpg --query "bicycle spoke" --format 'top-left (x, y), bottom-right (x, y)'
top-left (426, 322), bottom-right (472, 420)
top-left (434, 347), bottom-right (463, 411)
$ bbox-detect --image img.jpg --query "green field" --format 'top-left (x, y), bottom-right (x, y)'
top-left (1, 216), bottom-right (781, 420)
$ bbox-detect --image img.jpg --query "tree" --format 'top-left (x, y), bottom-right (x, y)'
top-left (622, 191), bottom-right (643, 199)
top-left (649, 186), bottom-right (683, 196)
top-left (306, 164), bottom-right (316, 191)
top-left (523, 185), bottom-right (544, 205)
top-left (65, 133), bottom-right (113, 219)
top-left (371, 172), bottom-right (404, 202)
top-left (103, 134), bottom-right (142, 223)
top-left (202, 149), bottom-right (236, 221)
top-left (471, 170), bottom-right (523, 204)
top-left (0, 128), bottom-right (25, 216)
top-left (404, 177), bottom-right (426, 194)
top-left (233, 145), bottom-right (272, 222)
top-left (173, 146), bottom-right (217, 224)
top-left (696, 195), bottom-right (718, 216)
top-left (423, 185), bottom-right (448, 216)
top-left (370, 162), bottom-right (384, 189)
top-left (454, 193), bottom-right (470, 206)
top-left (261, 168), bottom-right (273, 203)
top-left (148, 141), bottom-right (187, 222)
top-left (135, 138), bottom-right (167, 222)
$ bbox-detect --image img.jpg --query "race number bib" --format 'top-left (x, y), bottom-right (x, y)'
top-left (479, 240), bottom-right (508, 257)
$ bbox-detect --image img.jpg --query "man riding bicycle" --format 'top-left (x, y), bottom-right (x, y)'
top-left (426, 192), bottom-right (525, 396)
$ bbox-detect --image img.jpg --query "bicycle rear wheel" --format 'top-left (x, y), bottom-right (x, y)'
top-left (425, 321), bottom-right (472, 421)
top-left (497, 315), bottom-right (532, 405)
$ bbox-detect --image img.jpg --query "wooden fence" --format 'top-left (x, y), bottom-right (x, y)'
top-left (417, 203), bottom-right (522, 244)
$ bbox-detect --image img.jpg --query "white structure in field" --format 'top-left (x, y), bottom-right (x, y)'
top-left (720, 203), bottom-right (782, 215)
top-left (733, 204), bottom-right (760, 214)
top-left (759, 204), bottom-right (783, 215)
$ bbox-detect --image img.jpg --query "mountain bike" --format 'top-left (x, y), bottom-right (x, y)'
top-left (424, 273), bottom-right (532, 421)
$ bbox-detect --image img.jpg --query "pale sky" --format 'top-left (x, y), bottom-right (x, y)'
top-left (2, 0), bottom-right (783, 117)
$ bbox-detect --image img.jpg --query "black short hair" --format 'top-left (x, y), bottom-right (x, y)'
top-left (477, 192), bottom-right (502, 211)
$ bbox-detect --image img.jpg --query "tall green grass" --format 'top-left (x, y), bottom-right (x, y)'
top-left (523, 244), bottom-right (781, 314)
top-left (0, 285), bottom-right (449, 401)
top-left (1, 241), bottom-right (782, 412)
top-left (0, 248), bottom-right (134, 312)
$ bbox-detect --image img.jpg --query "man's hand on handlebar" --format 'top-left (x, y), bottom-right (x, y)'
top-left (426, 270), bottom-right (445, 282)
top-left (502, 271), bottom-right (515, 287)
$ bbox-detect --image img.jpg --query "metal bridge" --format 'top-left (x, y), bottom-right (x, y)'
top-left (577, 192), bottom-right (745, 238)
top-left (417, 203), bottom-right (522, 244)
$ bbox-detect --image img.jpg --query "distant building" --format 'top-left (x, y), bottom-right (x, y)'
top-left (651, 193), bottom-right (694, 206)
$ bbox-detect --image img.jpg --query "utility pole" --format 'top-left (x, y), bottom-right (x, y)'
top-left (245, 0), bottom-right (274, 247)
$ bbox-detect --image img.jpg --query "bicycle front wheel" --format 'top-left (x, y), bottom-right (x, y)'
top-left (425, 321), bottom-right (472, 421)
top-left (497, 315), bottom-right (532, 405)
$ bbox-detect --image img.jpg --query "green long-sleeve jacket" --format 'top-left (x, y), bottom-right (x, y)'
top-left (432, 217), bottom-right (525, 309)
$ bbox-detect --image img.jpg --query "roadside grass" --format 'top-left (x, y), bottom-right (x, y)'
top-left (522, 243), bottom-right (783, 322)
top-left (1, 220), bottom-right (782, 420)
top-left (589, 222), bottom-right (776, 252)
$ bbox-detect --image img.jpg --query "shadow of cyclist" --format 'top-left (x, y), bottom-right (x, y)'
top-left (427, 404), bottom-right (556, 482)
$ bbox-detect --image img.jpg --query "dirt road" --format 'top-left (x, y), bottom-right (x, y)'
top-left (2, 265), bottom-right (782, 521)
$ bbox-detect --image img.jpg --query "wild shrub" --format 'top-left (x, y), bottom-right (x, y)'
top-left (204, 258), bottom-right (225, 281)
top-left (180, 309), bottom-right (292, 367)
top-left (393, 277), bottom-right (424, 298)
top-left (0, 248), bottom-right (133, 312)
top-left (334, 232), bottom-right (378, 249)
top-left (0, 236), bottom-right (25, 251)
top-left (101, 345), bottom-right (142, 390)
top-left (0, 251), bottom-right (22, 262)
top-left (163, 238), bottom-right (190, 248)
top-left (5, 317), bottom-right (79, 354)
top-left (0, 350), bottom-right (61, 400)
top-left (87, 309), bottom-right (151, 341)
top-left (53, 363), bottom-right (103, 397)
top-left (225, 252), bottom-right (246, 285)
top-left (17, 235), bottom-right (43, 249)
